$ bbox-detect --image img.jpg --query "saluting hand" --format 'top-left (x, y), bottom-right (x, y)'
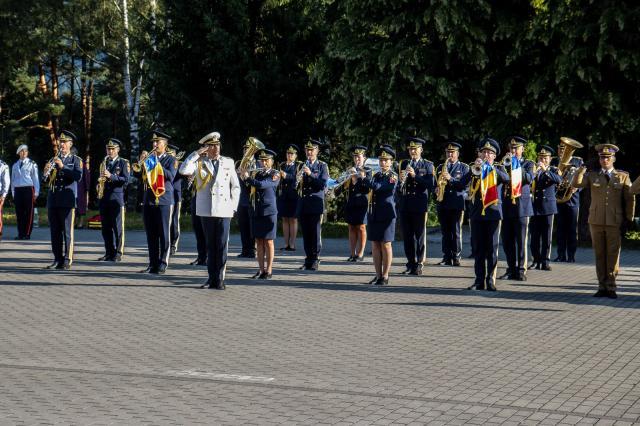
top-left (197, 147), bottom-right (208, 156)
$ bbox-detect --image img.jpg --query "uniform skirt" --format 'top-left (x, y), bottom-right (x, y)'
top-left (367, 218), bottom-right (396, 242)
top-left (252, 214), bottom-right (277, 239)
top-left (277, 197), bottom-right (298, 218)
top-left (344, 203), bottom-right (368, 225)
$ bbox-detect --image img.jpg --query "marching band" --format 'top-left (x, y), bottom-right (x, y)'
top-left (3, 129), bottom-right (640, 299)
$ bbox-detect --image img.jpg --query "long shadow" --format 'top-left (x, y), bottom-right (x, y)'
top-left (370, 301), bottom-right (564, 312)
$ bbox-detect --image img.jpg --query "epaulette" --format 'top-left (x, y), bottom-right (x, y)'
top-left (220, 155), bottom-right (231, 161)
top-left (423, 159), bottom-right (434, 165)
top-left (616, 170), bottom-right (629, 176)
top-left (318, 159), bottom-right (327, 165)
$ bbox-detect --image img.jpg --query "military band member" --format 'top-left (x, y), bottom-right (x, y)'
top-left (236, 139), bottom-right (256, 258)
top-left (435, 141), bottom-right (469, 266)
top-left (0, 157), bottom-right (9, 241)
top-left (167, 144), bottom-right (185, 256)
top-left (11, 145), bottom-right (39, 240)
top-left (571, 144), bottom-right (635, 299)
top-left (363, 145), bottom-right (398, 285)
top-left (43, 130), bottom-right (83, 270)
top-left (334, 145), bottom-right (371, 262)
top-left (97, 138), bottom-right (129, 262)
top-left (277, 144), bottom-right (300, 251)
top-left (461, 138), bottom-right (510, 291)
top-left (552, 143), bottom-right (584, 262)
top-left (398, 137), bottom-right (436, 275)
top-left (529, 145), bottom-right (562, 271)
top-left (180, 131), bottom-right (240, 290)
top-left (243, 149), bottom-right (280, 279)
top-left (297, 139), bottom-right (329, 270)
top-left (187, 152), bottom-right (208, 266)
top-left (500, 136), bottom-right (534, 281)
top-left (139, 130), bottom-right (176, 274)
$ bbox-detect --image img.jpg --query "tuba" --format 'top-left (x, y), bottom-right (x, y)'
top-left (96, 156), bottom-right (109, 200)
top-left (556, 137), bottom-right (584, 203)
top-left (238, 137), bottom-right (265, 174)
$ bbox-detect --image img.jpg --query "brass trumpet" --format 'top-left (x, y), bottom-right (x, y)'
top-left (469, 159), bottom-right (483, 176)
top-left (131, 149), bottom-right (158, 173)
top-left (501, 153), bottom-right (513, 168)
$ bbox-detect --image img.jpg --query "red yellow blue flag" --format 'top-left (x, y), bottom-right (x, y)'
top-left (144, 154), bottom-right (165, 204)
top-left (480, 162), bottom-right (498, 215)
top-left (509, 156), bottom-right (522, 204)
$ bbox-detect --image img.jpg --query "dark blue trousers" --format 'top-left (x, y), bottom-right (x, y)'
top-left (237, 205), bottom-right (255, 256)
top-left (14, 186), bottom-right (35, 238)
top-left (555, 204), bottom-right (579, 260)
top-left (300, 213), bottom-right (322, 266)
top-left (143, 204), bottom-right (172, 269)
top-left (100, 200), bottom-right (125, 258)
top-left (501, 216), bottom-right (529, 274)
top-left (471, 219), bottom-right (501, 287)
top-left (530, 214), bottom-right (554, 265)
top-left (400, 210), bottom-right (428, 268)
top-left (190, 197), bottom-right (207, 262)
top-left (438, 208), bottom-right (463, 261)
top-left (48, 207), bottom-right (75, 265)
top-left (170, 200), bottom-right (182, 252)
top-left (202, 216), bottom-right (231, 285)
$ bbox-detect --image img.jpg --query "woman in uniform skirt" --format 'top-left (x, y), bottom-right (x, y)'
top-left (334, 145), bottom-right (371, 262)
top-left (244, 148), bottom-right (280, 279)
top-left (362, 145), bottom-right (398, 285)
top-left (277, 144), bottom-right (300, 251)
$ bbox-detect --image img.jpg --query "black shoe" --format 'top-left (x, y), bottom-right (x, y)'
top-left (452, 259), bottom-right (461, 267)
top-left (437, 258), bottom-right (449, 265)
top-left (375, 277), bottom-right (388, 286)
top-left (45, 261), bottom-right (60, 269)
top-left (553, 256), bottom-right (566, 262)
top-left (528, 262), bottom-right (538, 270)
top-left (415, 266), bottom-right (423, 275)
top-left (213, 281), bottom-right (226, 290)
top-left (139, 266), bottom-right (153, 273)
top-left (170, 247), bottom-right (177, 256)
top-left (567, 257), bottom-right (576, 263)
top-left (24, 236), bottom-right (31, 240)
top-left (14, 236), bottom-right (24, 240)
top-left (498, 271), bottom-right (511, 280)
top-left (346, 256), bottom-right (355, 262)
top-left (97, 255), bottom-right (109, 261)
top-left (408, 267), bottom-right (419, 276)
top-left (541, 264), bottom-right (552, 271)
top-left (607, 290), bottom-right (618, 299)
top-left (467, 282), bottom-right (485, 290)
top-left (353, 256), bottom-right (365, 262)
top-left (189, 258), bottom-right (202, 265)
top-left (593, 290), bottom-right (607, 297)
top-left (200, 279), bottom-right (212, 289)
top-left (309, 261), bottom-right (319, 271)
top-left (260, 272), bottom-right (272, 280)
top-left (114, 255), bottom-right (122, 262)
top-left (516, 272), bottom-right (527, 281)
top-left (157, 265), bottom-right (167, 274)
top-left (368, 276), bottom-right (379, 285)
top-left (486, 283), bottom-right (497, 291)
top-left (56, 262), bottom-right (69, 270)
top-left (286, 247), bottom-right (296, 251)
top-left (252, 270), bottom-right (262, 279)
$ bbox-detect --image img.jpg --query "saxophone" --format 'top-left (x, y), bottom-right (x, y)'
top-left (436, 160), bottom-right (450, 202)
top-left (96, 156), bottom-right (109, 200)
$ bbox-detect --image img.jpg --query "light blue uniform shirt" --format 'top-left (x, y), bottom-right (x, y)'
top-left (11, 158), bottom-right (40, 197)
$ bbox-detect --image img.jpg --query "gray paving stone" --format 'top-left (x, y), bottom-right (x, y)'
top-left (1, 225), bottom-right (640, 424)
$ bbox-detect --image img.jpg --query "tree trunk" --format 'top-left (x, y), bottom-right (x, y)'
top-left (68, 55), bottom-right (75, 127)
top-left (50, 58), bottom-right (60, 133)
top-left (38, 62), bottom-right (57, 151)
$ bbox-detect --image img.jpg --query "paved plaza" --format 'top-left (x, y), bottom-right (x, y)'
top-left (1, 225), bottom-right (640, 425)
